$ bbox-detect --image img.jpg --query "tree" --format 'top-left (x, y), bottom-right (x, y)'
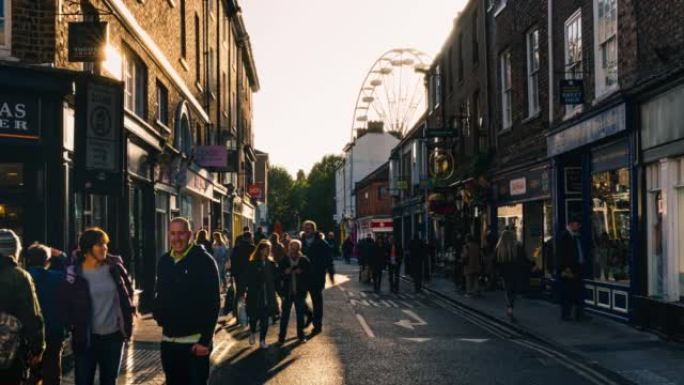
top-left (302, 154), bottom-right (343, 234)
top-left (267, 166), bottom-right (296, 230)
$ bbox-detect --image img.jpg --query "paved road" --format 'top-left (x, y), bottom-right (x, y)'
top-left (209, 262), bottom-right (608, 385)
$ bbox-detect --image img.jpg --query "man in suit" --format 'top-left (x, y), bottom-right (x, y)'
top-left (557, 216), bottom-right (585, 321)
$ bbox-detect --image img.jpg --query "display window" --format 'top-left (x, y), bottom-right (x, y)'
top-left (590, 168), bottom-right (630, 284)
top-left (0, 163), bottom-right (24, 236)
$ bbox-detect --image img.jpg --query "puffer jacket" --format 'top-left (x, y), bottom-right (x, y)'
top-left (61, 254), bottom-right (135, 353)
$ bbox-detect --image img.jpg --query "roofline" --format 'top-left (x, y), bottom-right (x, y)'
top-left (233, 5), bottom-right (260, 92)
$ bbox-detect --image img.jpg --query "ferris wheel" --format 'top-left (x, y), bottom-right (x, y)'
top-left (351, 48), bottom-right (432, 139)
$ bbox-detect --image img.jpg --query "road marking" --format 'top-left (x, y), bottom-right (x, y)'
top-left (359, 291), bottom-right (367, 298)
top-left (397, 300), bottom-right (414, 308)
top-left (401, 337), bottom-right (431, 343)
top-left (385, 300), bottom-right (399, 308)
top-left (394, 309), bottom-right (428, 330)
top-left (458, 338), bottom-right (489, 343)
top-left (356, 314), bottom-right (375, 338)
top-left (338, 286), bottom-right (346, 292)
top-left (368, 299), bottom-right (380, 307)
top-left (350, 298), bottom-right (370, 307)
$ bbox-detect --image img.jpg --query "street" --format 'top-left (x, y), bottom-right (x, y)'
top-left (209, 262), bottom-right (611, 385)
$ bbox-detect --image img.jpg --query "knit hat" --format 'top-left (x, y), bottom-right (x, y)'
top-left (0, 229), bottom-right (21, 258)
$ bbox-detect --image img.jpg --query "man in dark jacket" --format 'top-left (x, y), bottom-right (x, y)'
top-left (301, 221), bottom-right (334, 335)
top-left (230, 232), bottom-right (256, 321)
top-left (371, 235), bottom-right (389, 293)
top-left (278, 239), bottom-right (312, 343)
top-left (557, 217), bottom-right (585, 321)
top-left (0, 229), bottom-right (44, 385)
top-left (154, 218), bottom-right (220, 385)
top-left (342, 236), bottom-right (353, 264)
top-left (357, 234), bottom-right (375, 283)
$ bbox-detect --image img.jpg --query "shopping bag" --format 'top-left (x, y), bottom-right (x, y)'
top-left (237, 298), bottom-right (248, 325)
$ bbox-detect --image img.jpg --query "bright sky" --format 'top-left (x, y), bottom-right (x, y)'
top-left (240, 0), bottom-right (468, 176)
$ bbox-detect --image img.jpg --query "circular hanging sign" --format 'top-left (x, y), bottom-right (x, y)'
top-left (429, 149), bottom-right (455, 180)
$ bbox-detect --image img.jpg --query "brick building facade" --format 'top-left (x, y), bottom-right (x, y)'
top-left (0, 0), bottom-right (259, 309)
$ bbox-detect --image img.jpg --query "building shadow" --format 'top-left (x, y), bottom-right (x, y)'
top-left (209, 340), bottom-right (302, 385)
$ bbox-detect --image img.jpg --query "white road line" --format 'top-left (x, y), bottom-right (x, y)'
top-left (338, 286), bottom-right (346, 292)
top-left (359, 291), bottom-right (367, 298)
top-left (402, 309), bottom-right (427, 325)
top-left (386, 299), bottom-right (399, 308)
top-left (350, 298), bottom-right (370, 307)
top-left (355, 314), bottom-right (375, 338)
top-left (368, 299), bottom-right (380, 307)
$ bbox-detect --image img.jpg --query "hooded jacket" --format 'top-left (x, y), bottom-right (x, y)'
top-left (0, 255), bottom-right (45, 358)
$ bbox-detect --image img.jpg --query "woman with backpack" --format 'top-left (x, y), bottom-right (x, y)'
top-left (62, 227), bottom-right (135, 385)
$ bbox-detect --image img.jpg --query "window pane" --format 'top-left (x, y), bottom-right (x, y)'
top-left (679, 188), bottom-right (684, 299)
top-left (0, 20), bottom-right (5, 47)
top-left (591, 168), bottom-right (631, 284)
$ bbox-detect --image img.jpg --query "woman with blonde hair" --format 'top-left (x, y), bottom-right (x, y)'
top-left (212, 232), bottom-right (229, 291)
top-left (495, 230), bottom-right (527, 322)
top-left (245, 240), bottom-right (278, 348)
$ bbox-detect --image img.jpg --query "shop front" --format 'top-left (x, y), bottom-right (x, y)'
top-left (548, 102), bottom-right (637, 320)
top-left (356, 216), bottom-right (393, 239)
top-left (232, 196), bottom-right (255, 242)
top-left (636, 82), bottom-right (684, 337)
top-left (492, 165), bottom-right (553, 292)
top-left (181, 166), bottom-right (219, 232)
top-left (0, 66), bottom-right (75, 249)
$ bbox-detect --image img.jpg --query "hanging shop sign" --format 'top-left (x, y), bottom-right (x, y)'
top-left (509, 177), bottom-right (527, 196)
top-left (559, 79), bottom-right (585, 105)
top-left (68, 22), bottom-right (108, 62)
top-left (425, 128), bottom-right (457, 138)
top-left (75, 78), bottom-right (124, 193)
top-left (247, 183), bottom-right (263, 199)
top-left (194, 145), bottom-right (229, 169)
top-left (428, 149), bottom-right (455, 180)
top-left (0, 95), bottom-right (40, 141)
top-left (547, 103), bottom-right (626, 157)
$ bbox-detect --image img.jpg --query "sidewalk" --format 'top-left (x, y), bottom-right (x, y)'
top-left (419, 276), bottom-right (684, 385)
top-left (62, 312), bottom-right (235, 385)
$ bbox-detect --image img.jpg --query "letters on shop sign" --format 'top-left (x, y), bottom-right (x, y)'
top-left (0, 102), bottom-right (29, 130)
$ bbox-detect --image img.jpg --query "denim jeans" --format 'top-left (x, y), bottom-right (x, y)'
top-left (160, 342), bottom-right (210, 385)
top-left (74, 332), bottom-right (124, 385)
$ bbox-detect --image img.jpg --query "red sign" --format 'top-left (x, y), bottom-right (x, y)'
top-left (247, 184), bottom-right (262, 199)
top-left (370, 220), bottom-right (393, 229)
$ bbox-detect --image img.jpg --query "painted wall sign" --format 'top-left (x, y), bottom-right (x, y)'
top-left (510, 177), bottom-right (527, 196)
top-left (0, 95), bottom-right (40, 140)
top-left (547, 103), bottom-right (626, 157)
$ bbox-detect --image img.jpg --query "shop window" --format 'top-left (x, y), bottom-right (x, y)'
top-left (497, 204), bottom-right (522, 241)
top-left (591, 168), bottom-right (630, 284)
top-left (180, 0), bottom-right (186, 59)
top-left (74, 193), bottom-right (108, 234)
top-left (678, 187), bottom-right (684, 300)
top-left (0, 164), bottom-right (24, 236)
top-left (646, 163), bottom-right (665, 298)
top-left (156, 193), bottom-right (169, 256)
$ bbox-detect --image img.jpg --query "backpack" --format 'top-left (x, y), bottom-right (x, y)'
top-left (0, 311), bottom-right (22, 370)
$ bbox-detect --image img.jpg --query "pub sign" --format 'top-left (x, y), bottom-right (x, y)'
top-left (68, 22), bottom-right (108, 62)
top-left (0, 94), bottom-right (39, 140)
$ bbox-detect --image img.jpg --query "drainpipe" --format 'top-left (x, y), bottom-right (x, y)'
top-left (548, 0), bottom-right (554, 123)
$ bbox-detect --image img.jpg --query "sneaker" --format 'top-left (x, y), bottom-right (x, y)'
top-left (249, 333), bottom-right (256, 345)
top-left (260, 340), bottom-right (269, 349)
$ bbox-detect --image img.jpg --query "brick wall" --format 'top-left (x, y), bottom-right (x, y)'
top-left (11, 0), bottom-right (56, 63)
top-left (356, 181), bottom-right (392, 218)
top-left (487, 0), bottom-right (549, 170)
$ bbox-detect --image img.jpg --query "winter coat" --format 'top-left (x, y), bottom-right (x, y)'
top-left (245, 259), bottom-right (278, 319)
top-left (230, 239), bottom-right (256, 279)
top-left (370, 242), bottom-right (390, 271)
top-left (357, 238), bottom-right (375, 266)
top-left (342, 238), bottom-right (354, 257)
top-left (0, 255), bottom-right (44, 357)
top-left (154, 245), bottom-right (220, 347)
top-left (28, 266), bottom-right (67, 341)
top-left (302, 237), bottom-right (334, 291)
top-left (557, 229), bottom-right (583, 278)
top-left (277, 256), bottom-right (312, 299)
top-left (62, 255), bottom-right (135, 353)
